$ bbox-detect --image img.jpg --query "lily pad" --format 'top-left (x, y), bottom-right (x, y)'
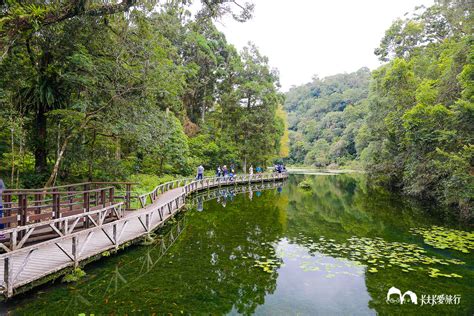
top-left (410, 226), bottom-right (474, 253)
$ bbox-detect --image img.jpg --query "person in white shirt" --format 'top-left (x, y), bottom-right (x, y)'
top-left (197, 165), bottom-right (204, 180)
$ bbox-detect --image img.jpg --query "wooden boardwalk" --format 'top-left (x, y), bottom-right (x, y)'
top-left (0, 173), bottom-right (287, 298)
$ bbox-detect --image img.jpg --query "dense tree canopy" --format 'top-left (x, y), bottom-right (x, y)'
top-left (0, 0), bottom-right (471, 219)
top-left (285, 0), bottom-right (472, 219)
top-left (362, 0), bottom-right (472, 219)
top-left (284, 68), bottom-right (371, 166)
top-left (0, 0), bottom-right (284, 188)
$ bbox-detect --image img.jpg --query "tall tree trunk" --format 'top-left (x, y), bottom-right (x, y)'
top-left (44, 133), bottom-right (71, 188)
top-left (10, 127), bottom-right (14, 186)
top-left (88, 130), bottom-right (96, 181)
top-left (16, 137), bottom-right (23, 189)
top-left (115, 137), bottom-right (121, 160)
top-left (44, 118), bottom-right (91, 188)
top-left (159, 157), bottom-right (164, 175)
top-left (201, 85), bottom-right (206, 123)
top-left (201, 102), bottom-right (205, 123)
top-left (34, 106), bottom-right (48, 174)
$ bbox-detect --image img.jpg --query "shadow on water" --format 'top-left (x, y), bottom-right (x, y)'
top-left (2, 175), bottom-right (473, 315)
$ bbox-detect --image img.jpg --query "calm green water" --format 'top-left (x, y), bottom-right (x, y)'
top-left (2, 174), bottom-right (473, 315)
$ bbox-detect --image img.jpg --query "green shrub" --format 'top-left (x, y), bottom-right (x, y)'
top-left (62, 268), bottom-right (86, 283)
top-left (298, 180), bottom-right (312, 190)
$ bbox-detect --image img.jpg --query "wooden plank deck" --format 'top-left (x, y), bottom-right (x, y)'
top-left (0, 173), bottom-right (287, 298)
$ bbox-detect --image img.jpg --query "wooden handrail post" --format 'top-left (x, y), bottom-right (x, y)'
top-left (17, 193), bottom-right (25, 226)
top-left (109, 187), bottom-right (115, 204)
top-left (53, 188), bottom-right (62, 232)
top-left (34, 192), bottom-right (41, 223)
top-left (4, 193), bottom-right (11, 228)
top-left (68, 190), bottom-right (74, 211)
top-left (83, 184), bottom-right (90, 228)
top-left (94, 190), bottom-right (99, 207)
top-left (52, 188), bottom-right (60, 220)
top-left (101, 189), bottom-right (106, 208)
top-left (125, 184), bottom-right (131, 211)
top-left (18, 193), bottom-right (27, 239)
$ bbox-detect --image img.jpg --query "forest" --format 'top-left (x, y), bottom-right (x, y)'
top-left (0, 1), bottom-right (472, 313)
top-left (0, 1), bottom-right (285, 189)
top-left (0, 0), bottom-right (471, 219)
top-left (284, 0), bottom-right (472, 219)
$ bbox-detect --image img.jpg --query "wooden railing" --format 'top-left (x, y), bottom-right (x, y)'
top-left (139, 173), bottom-right (287, 208)
top-left (0, 203), bottom-right (124, 253)
top-left (190, 180), bottom-right (284, 206)
top-left (137, 176), bottom-right (211, 208)
top-left (0, 174), bottom-right (287, 251)
top-left (0, 191), bottom-right (187, 297)
top-left (0, 172), bottom-right (288, 297)
top-left (0, 182), bottom-right (136, 230)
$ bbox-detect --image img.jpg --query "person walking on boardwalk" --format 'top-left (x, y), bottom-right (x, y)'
top-left (197, 165), bottom-right (204, 180)
top-left (249, 165), bottom-right (253, 177)
top-left (216, 166), bottom-right (222, 177)
top-left (0, 179), bottom-right (5, 239)
top-left (222, 165), bottom-right (228, 178)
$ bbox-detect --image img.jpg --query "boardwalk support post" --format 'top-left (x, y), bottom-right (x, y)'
top-left (72, 236), bottom-right (78, 267)
top-left (113, 224), bottom-right (117, 248)
top-left (145, 214), bottom-right (150, 232)
top-left (4, 257), bottom-right (12, 298)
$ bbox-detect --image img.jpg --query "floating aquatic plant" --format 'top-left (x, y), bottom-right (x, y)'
top-left (428, 268), bottom-right (463, 278)
top-left (410, 226), bottom-right (474, 253)
top-left (251, 232), bottom-right (467, 279)
top-left (297, 180), bottom-right (312, 190)
top-left (254, 258), bottom-right (281, 273)
top-left (292, 234), bottom-right (465, 278)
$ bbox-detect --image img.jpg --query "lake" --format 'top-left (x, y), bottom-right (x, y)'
top-left (2, 174), bottom-right (473, 315)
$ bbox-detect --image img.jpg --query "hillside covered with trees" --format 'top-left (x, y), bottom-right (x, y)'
top-left (285, 67), bottom-right (371, 167)
top-left (0, 0), bottom-right (471, 219)
top-left (0, 1), bottom-right (285, 188)
top-left (285, 0), bottom-right (473, 218)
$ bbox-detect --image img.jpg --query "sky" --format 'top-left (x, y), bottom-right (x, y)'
top-left (215, 0), bottom-right (434, 91)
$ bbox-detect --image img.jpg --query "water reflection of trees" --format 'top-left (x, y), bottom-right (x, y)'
top-left (285, 174), bottom-right (447, 242)
top-left (7, 184), bottom-right (287, 315)
top-left (162, 190), bottom-right (286, 315)
top-left (13, 175), bottom-right (469, 315)
top-left (191, 181), bottom-right (285, 211)
top-left (285, 175), bottom-right (474, 316)
top-left (8, 216), bottom-right (187, 315)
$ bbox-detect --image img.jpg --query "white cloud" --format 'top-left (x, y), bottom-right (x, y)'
top-left (216, 0), bottom-right (434, 91)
